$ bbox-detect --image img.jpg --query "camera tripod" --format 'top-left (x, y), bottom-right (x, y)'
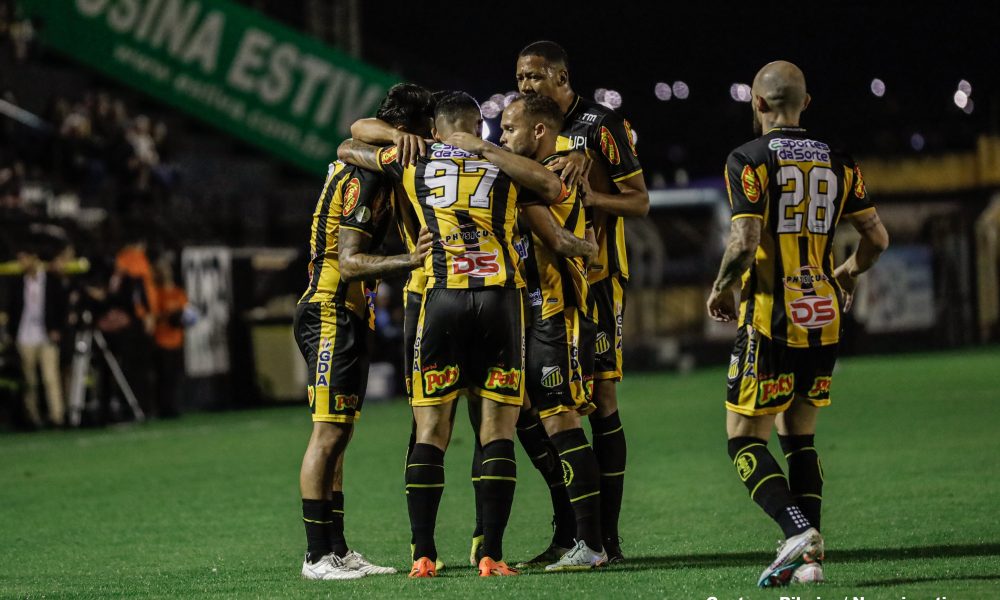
top-left (66, 312), bottom-right (145, 426)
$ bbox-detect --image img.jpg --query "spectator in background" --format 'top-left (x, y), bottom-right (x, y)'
top-left (107, 236), bottom-right (155, 416)
top-left (152, 256), bottom-right (187, 418)
top-left (9, 249), bottom-right (67, 428)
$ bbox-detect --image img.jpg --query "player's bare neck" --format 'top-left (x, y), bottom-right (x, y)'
top-left (761, 113), bottom-right (801, 133)
top-left (555, 87), bottom-right (577, 115)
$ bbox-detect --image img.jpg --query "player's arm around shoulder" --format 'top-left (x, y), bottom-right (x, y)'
top-left (579, 112), bottom-right (649, 217)
top-left (340, 226), bottom-right (432, 282)
top-left (520, 204), bottom-right (598, 260)
top-left (445, 132), bottom-right (565, 204)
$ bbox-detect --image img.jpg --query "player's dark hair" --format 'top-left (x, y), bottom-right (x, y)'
top-left (518, 40), bottom-right (569, 70)
top-left (514, 94), bottom-right (563, 131)
top-left (375, 83), bottom-right (434, 134)
top-left (434, 91), bottom-right (481, 123)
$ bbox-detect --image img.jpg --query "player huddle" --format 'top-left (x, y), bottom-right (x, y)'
top-left (291, 41), bottom-right (889, 588)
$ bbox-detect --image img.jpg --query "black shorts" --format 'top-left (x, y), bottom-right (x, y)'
top-left (403, 290), bottom-right (422, 398)
top-left (726, 325), bottom-right (837, 416)
top-left (527, 308), bottom-right (596, 419)
top-left (591, 276), bottom-right (626, 381)
top-left (412, 288), bottom-right (524, 407)
top-left (293, 301), bottom-right (368, 424)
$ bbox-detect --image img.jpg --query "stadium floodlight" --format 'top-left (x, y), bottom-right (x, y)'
top-left (963, 99), bottom-right (974, 115)
top-left (654, 82), bottom-right (672, 101)
top-left (594, 88), bottom-right (607, 103)
top-left (630, 128), bottom-right (638, 145)
top-left (604, 89), bottom-right (622, 109)
top-left (730, 83), bottom-right (751, 102)
top-left (910, 133), bottom-right (925, 151)
top-left (672, 81), bottom-right (689, 100)
top-left (953, 90), bottom-right (969, 109)
top-left (503, 92), bottom-right (518, 107)
top-left (481, 100), bottom-right (502, 119)
top-left (958, 79), bottom-right (972, 95)
top-left (489, 93), bottom-right (506, 106)
top-left (870, 78), bottom-right (886, 97)
top-left (481, 121), bottom-right (491, 140)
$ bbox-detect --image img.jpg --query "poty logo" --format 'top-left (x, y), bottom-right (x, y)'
top-left (452, 251), bottom-right (500, 277)
top-left (760, 373), bottom-right (795, 406)
top-left (333, 394), bottom-right (358, 411)
top-left (424, 365), bottom-right (459, 395)
top-left (789, 295), bottom-right (836, 329)
top-left (808, 376), bottom-right (832, 398)
top-left (599, 126), bottom-right (620, 165)
top-left (485, 367), bottom-right (520, 390)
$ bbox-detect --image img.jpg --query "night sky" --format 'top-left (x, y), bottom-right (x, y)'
top-left (353, 2), bottom-right (1000, 184)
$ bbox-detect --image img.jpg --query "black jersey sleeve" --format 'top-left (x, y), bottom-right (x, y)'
top-left (841, 158), bottom-right (875, 215)
top-left (591, 112), bottom-right (643, 183)
top-left (339, 167), bottom-right (385, 236)
top-left (724, 150), bottom-right (766, 219)
top-left (374, 145), bottom-right (405, 181)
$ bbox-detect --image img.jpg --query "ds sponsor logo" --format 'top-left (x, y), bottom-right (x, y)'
top-left (789, 295), bottom-right (836, 329)
top-left (342, 177), bottom-right (361, 215)
top-left (485, 367), bottom-right (521, 390)
top-left (541, 366), bottom-right (564, 389)
top-left (452, 251), bottom-right (500, 277)
top-left (424, 365), bottom-right (459, 395)
top-left (759, 373), bottom-right (794, 406)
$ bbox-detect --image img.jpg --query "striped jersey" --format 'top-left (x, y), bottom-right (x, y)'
top-left (726, 127), bottom-right (875, 347)
top-left (298, 162), bottom-right (391, 324)
top-left (517, 154), bottom-right (596, 322)
top-left (376, 142), bottom-right (525, 290)
top-left (555, 94), bottom-right (642, 283)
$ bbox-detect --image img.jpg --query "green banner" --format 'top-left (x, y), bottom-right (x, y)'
top-left (18, 0), bottom-right (400, 173)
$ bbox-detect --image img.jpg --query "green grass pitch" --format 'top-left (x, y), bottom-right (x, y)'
top-left (2, 349), bottom-right (999, 598)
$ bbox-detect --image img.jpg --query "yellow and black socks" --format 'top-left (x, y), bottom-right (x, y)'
top-left (480, 439), bottom-right (517, 561)
top-left (328, 491), bottom-right (348, 557)
top-left (728, 436), bottom-right (812, 538)
top-left (516, 410), bottom-right (575, 547)
top-left (779, 434), bottom-right (823, 531)
top-left (551, 427), bottom-right (603, 551)
top-left (590, 410), bottom-right (626, 544)
top-left (406, 443), bottom-right (445, 561)
top-left (302, 498), bottom-right (333, 563)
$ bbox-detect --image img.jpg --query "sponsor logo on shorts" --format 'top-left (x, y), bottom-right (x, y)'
top-left (741, 165), bottom-right (760, 203)
top-left (528, 288), bottom-right (543, 307)
top-left (441, 224), bottom-right (492, 250)
top-left (808, 376), bottom-right (832, 398)
top-left (789, 295), bottom-right (836, 329)
top-left (423, 365), bottom-right (459, 395)
top-left (743, 327), bottom-right (758, 379)
top-left (333, 394), bottom-right (359, 411)
top-left (599, 126), bottom-right (620, 165)
top-left (767, 137), bottom-right (831, 163)
top-left (316, 338), bottom-right (333, 387)
top-left (854, 164), bottom-right (867, 199)
top-left (452, 251), bottom-right (500, 277)
top-left (512, 237), bottom-right (529, 260)
top-left (736, 452), bottom-right (757, 481)
top-left (380, 146), bottom-right (398, 165)
top-left (541, 366), bottom-right (564, 388)
top-left (342, 177), bottom-right (361, 215)
top-left (429, 143), bottom-right (475, 159)
top-left (615, 308), bottom-right (624, 350)
top-left (759, 373), bottom-right (795, 406)
top-left (485, 367), bottom-right (521, 390)
top-left (595, 331), bottom-right (611, 355)
top-left (561, 459), bottom-right (575, 486)
top-left (623, 119), bottom-right (638, 157)
top-left (783, 266), bottom-right (830, 293)
top-left (569, 344), bottom-right (581, 382)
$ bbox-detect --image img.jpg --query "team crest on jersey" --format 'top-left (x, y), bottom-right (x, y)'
top-left (599, 126), bottom-right (620, 165)
top-left (623, 119), bottom-right (638, 157)
top-left (380, 146), bottom-right (398, 165)
top-left (853, 164), bottom-right (867, 199)
top-left (741, 165), bottom-right (760, 203)
top-left (342, 177), bottom-right (361, 215)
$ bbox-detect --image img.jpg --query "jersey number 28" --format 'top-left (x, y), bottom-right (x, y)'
top-left (776, 165), bottom-right (838, 235)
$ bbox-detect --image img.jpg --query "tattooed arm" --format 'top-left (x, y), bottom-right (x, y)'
top-left (706, 216), bottom-right (762, 322)
top-left (339, 226), bottom-right (433, 282)
top-left (520, 204), bottom-right (598, 260)
top-left (833, 208), bottom-right (890, 311)
top-left (336, 139), bottom-right (386, 173)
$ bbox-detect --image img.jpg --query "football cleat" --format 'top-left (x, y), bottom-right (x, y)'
top-left (469, 535), bottom-right (484, 566)
top-left (408, 557), bottom-right (437, 578)
top-left (410, 543), bottom-right (445, 572)
top-left (757, 527), bottom-right (824, 588)
top-left (604, 536), bottom-right (625, 564)
top-left (479, 556), bottom-right (519, 577)
top-left (341, 550), bottom-right (396, 575)
top-left (791, 561), bottom-right (825, 583)
top-left (514, 542), bottom-right (573, 568)
top-left (301, 552), bottom-right (365, 580)
top-left (544, 540), bottom-right (608, 572)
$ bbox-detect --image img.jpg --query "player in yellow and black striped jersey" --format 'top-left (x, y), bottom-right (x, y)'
top-left (515, 40), bottom-right (649, 564)
top-left (295, 83), bottom-right (436, 578)
top-left (707, 61), bottom-right (889, 587)
top-left (337, 91), bottom-right (566, 575)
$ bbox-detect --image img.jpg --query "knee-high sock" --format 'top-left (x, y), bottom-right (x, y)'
top-left (302, 498), bottom-right (333, 563)
top-left (550, 427), bottom-right (602, 551)
top-left (406, 443), bottom-right (445, 560)
top-left (590, 410), bottom-right (626, 542)
top-left (779, 434), bottom-right (823, 532)
top-left (328, 491), bottom-right (348, 557)
top-left (728, 436), bottom-right (812, 538)
top-left (517, 410), bottom-right (574, 547)
top-left (471, 437), bottom-right (484, 538)
top-left (480, 439), bottom-right (517, 561)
